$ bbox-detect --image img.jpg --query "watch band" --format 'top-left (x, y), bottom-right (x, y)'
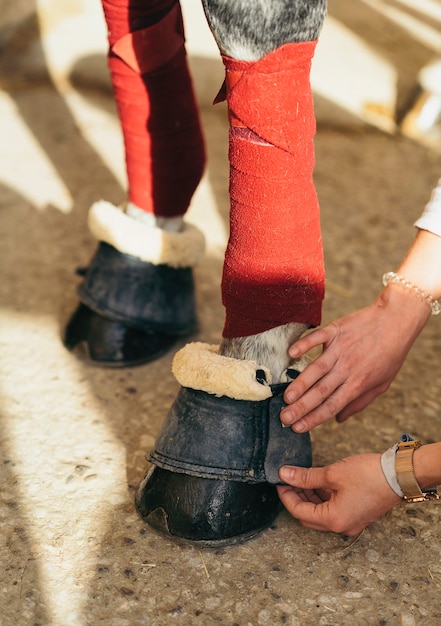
top-left (395, 440), bottom-right (441, 503)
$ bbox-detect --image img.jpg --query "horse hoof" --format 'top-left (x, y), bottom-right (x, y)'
top-left (135, 466), bottom-right (281, 546)
top-left (64, 303), bottom-right (184, 367)
top-left (63, 238), bottom-right (199, 367)
top-left (135, 377), bottom-right (312, 545)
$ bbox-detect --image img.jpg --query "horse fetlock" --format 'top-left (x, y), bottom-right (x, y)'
top-left (219, 322), bottom-right (309, 383)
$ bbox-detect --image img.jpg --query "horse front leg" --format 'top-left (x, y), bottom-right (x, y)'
top-left (206, 0), bottom-right (326, 383)
top-left (136, 0), bottom-right (327, 545)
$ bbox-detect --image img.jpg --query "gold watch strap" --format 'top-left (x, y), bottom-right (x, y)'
top-left (395, 440), bottom-right (440, 503)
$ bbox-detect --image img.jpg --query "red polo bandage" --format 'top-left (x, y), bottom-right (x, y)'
top-left (219, 42), bottom-right (325, 337)
top-left (102, 1), bottom-right (205, 217)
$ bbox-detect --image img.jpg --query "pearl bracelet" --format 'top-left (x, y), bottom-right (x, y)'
top-left (382, 272), bottom-right (441, 315)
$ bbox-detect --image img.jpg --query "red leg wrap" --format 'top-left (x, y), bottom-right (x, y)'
top-left (102, 1), bottom-right (205, 217)
top-left (220, 42), bottom-right (325, 337)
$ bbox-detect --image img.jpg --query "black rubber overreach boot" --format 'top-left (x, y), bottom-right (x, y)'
top-left (64, 303), bottom-right (181, 367)
top-left (135, 343), bottom-right (312, 546)
top-left (64, 201), bottom-right (205, 367)
top-left (64, 243), bottom-right (198, 366)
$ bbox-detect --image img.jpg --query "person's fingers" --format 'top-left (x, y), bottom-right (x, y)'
top-left (278, 485), bottom-right (366, 535)
top-left (289, 394), bottom-right (342, 432)
top-left (281, 367), bottom-right (342, 428)
top-left (276, 484), bottom-right (328, 505)
top-left (282, 380), bottom-right (356, 432)
top-left (296, 491), bottom-right (310, 503)
top-left (279, 465), bottom-right (330, 491)
top-left (284, 346), bottom-right (339, 403)
top-left (277, 485), bottom-right (330, 531)
top-left (315, 487), bottom-right (332, 502)
top-left (283, 369), bottom-right (335, 409)
top-left (302, 488), bottom-right (325, 504)
top-left (288, 324), bottom-right (337, 359)
top-left (277, 484), bottom-right (299, 498)
top-left (278, 485), bottom-right (310, 503)
top-left (285, 374), bottom-right (393, 431)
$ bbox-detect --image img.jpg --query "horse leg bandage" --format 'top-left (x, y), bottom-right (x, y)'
top-left (102, 0), bottom-right (205, 217)
top-left (219, 42), bottom-right (325, 337)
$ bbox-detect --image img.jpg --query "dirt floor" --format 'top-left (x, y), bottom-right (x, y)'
top-left (1, 1), bottom-right (441, 625)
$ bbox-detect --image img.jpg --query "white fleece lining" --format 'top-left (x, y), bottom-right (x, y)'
top-left (88, 200), bottom-right (206, 268)
top-left (172, 342), bottom-right (273, 401)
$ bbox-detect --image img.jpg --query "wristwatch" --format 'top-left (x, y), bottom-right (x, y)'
top-left (395, 439), bottom-right (441, 503)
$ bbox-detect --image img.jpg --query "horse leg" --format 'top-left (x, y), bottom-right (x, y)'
top-left (136, 0), bottom-right (327, 545)
top-left (64, 0), bottom-right (206, 367)
top-left (207, 0), bottom-right (326, 381)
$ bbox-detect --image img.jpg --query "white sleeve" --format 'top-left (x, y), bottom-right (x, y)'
top-left (414, 178), bottom-right (441, 237)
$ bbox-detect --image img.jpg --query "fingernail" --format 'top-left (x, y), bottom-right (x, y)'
top-left (279, 466), bottom-right (295, 481)
top-left (289, 347), bottom-right (299, 357)
top-left (284, 392), bottom-right (295, 404)
top-left (292, 420), bottom-right (306, 433)
top-left (280, 409), bottom-right (292, 427)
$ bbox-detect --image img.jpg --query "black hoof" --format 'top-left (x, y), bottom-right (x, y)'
top-left (64, 303), bottom-right (186, 367)
top-left (135, 466), bottom-right (281, 546)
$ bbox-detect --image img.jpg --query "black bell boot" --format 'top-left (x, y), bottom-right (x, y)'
top-left (135, 342), bottom-right (312, 546)
top-left (63, 201), bottom-right (205, 367)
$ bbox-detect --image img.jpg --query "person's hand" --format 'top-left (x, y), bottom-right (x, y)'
top-left (277, 454), bottom-right (402, 535)
top-left (281, 287), bottom-right (431, 432)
